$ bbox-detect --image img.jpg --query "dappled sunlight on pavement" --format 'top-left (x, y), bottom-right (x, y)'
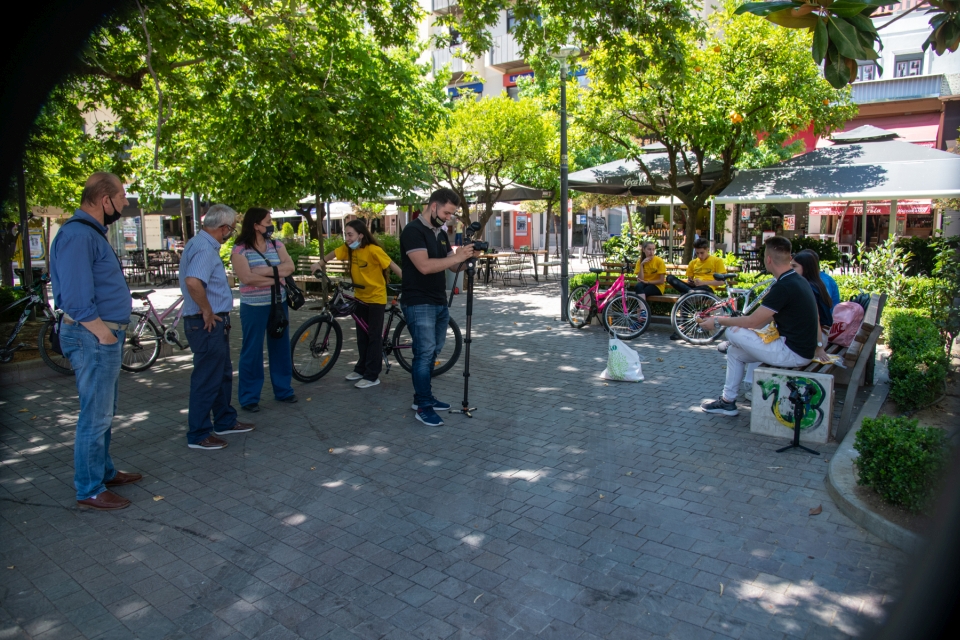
top-left (0, 282), bottom-right (907, 639)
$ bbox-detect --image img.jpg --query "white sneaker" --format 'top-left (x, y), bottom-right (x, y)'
top-left (345, 372), bottom-right (363, 381)
top-left (355, 378), bottom-right (380, 389)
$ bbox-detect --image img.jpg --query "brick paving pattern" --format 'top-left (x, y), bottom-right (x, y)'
top-left (1, 284), bottom-right (908, 639)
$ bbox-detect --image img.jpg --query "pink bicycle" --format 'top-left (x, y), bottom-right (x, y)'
top-left (122, 289), bottom-right (188, 372)
top-left (567, 261), bottom-right (650, 340)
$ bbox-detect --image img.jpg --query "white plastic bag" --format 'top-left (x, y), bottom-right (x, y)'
top-left (600, 335), bottom-right (644, 382)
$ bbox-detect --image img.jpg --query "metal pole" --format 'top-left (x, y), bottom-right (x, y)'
top-left (709, 199), bottom-right (716, 253)
top-left (16, 161), bottom-right (33, 290)
top-left (669, 196), bottom-right (675, 263)
top-left (559, 62), bottom-right (570, 321)
top-left (140, 209), bottom-right (151, 285)
top-left (888, 199), bottom-right (897, 241)
top-left (861, 200), bottom-right (868, 247)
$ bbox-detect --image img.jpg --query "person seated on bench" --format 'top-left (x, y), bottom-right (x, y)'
top-left (698, 236), bottom-right (819, 417)
top-left (666, 238), bottom-right (725, 339)
top-left (633, 241), bottom-right (666, 300)
top-left (799, 248), bottom-right (840, 308)
top-left (791, 250), bottom-right (833, 362)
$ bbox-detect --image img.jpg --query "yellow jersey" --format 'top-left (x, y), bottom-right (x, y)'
top-left (633, 255), bottom-right (667, 294)
top-left (686, 255), bottom-right (726, 291)
top-left (334, 244), bottom-right (393, 304)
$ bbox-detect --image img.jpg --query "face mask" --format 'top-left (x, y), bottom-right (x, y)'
top-left (104, 197), bottom-right (122, 226)
top-left (348, 240), bottom-right (361, 250)
top-left (430, 205), bottom-right (446, 228)
top-left (262, 224), bottom-right (275, 239)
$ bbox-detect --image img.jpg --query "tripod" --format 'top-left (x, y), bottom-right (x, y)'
top-left (448, 255), bottom-right (477, 417)
top-left (776, 379), bottom-right (820, 456)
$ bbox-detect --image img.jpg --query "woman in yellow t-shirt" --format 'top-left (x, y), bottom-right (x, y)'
top-left (312, 220), bottom-right (402, 389)
top-left (633, 241), bottom-right (667, 300)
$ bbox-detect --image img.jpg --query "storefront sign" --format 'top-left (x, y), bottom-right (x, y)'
top-left (502, 70), bottom-right (534, 87)
top-left (808, 200), bottom-right (927, 218)
top-left (447, 82), bottom-right (484, 97)
top-left (577, 215), bottom-right (587, 224)
top-left (495, 216), bottom-right (501, 226)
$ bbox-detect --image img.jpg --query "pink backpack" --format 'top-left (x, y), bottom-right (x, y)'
top-left (829, 301), bottom-right (864, 347)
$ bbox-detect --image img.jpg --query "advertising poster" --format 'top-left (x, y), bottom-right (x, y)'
top-left (123, 217), bottom-right (139, 251)
top-left (783, 215), bottom-right (795, 231)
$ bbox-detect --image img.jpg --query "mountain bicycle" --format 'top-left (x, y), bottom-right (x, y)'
top-left (290, 275), bottom-right (462, 383)
top-left (121, 289), bottom-right (188, 372)
top-left (670, 274), bottom-right (776, 344)
top-left (0, 273), bottom-right (73, 375)
top-left (567, 260), bottom-right (650, 340)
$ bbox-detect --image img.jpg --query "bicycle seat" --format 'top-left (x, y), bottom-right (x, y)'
top-left (589, 268), bottom-right (606, 274)
top-left (130, 290), bottom-right (156, 299)
top-left (714, 273), bottom-right (738, 281)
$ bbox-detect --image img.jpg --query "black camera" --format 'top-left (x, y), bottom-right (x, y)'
top-left (463, 222), bottom-right (488, 253)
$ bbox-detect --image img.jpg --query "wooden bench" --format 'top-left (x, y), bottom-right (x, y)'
top-left (292, 255), bottom-right (348, 293)
top-left (757, 292), bottom-right (887, 441)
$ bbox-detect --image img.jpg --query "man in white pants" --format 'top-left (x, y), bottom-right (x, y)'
top-left (699, 236), bottom-right (819, 417)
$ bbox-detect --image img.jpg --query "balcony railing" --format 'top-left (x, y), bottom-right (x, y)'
top-left (432, 47), bottom-right (465, 76)
top-left (432, 0), bottom-right (458, 14)
top-left (851, 74), bottom-right (943, 103)
top-left (489, 32), bottom-right (525, 69)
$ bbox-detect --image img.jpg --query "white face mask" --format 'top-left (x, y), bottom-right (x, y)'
top-left (348, 240), bottom-right (361, 249)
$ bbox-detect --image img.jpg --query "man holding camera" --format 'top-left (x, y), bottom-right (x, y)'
top-left (400, 188), bottom-right (475, 426)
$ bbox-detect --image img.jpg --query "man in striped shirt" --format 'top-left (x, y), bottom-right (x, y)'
top-left (179, 205), bottom-right (254, 450)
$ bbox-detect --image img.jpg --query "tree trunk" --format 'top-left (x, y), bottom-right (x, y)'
top-left (680, 196), bottom-right (704, 263)
top-left (625, 203), bottom-right (635, 237)
top-left (0, 223), bottom-right (18, 286)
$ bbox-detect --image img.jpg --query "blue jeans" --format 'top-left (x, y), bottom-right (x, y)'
top-left (184, 315), bottom-right (238, 444)
top-left (59, 323), bottom-right (124, 501)
top-left (238, 303), bottom-right (294, 406)
top-left (401, 303), bottom-right (448, 408)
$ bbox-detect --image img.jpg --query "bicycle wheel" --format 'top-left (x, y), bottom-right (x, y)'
top-left (671, 291), bottom-right (728, 344)
top-left (393, 317), bottom-right (462, 376)
top-left (37, 318), bottom-right (74, 376)
top-left (291, 315), bottom-right (342, 382)
top-left (600, 293), bottom-right (651, 340)
top-left (122, 312), bottom-right (162, 372)
top-left (567, 285), bottom-right (593, 328)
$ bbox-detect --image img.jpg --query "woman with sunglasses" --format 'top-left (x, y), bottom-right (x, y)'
top-left (312, 220), bottom-right (402, 388)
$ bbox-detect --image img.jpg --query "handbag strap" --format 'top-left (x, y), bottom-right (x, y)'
top-left (247, 241), bottom-right (284, 300)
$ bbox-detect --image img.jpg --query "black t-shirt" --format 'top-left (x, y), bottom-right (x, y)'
top-left (400, 218), bottom-right (452, 306)
top-left (761, 270), bottom-right (819, 359)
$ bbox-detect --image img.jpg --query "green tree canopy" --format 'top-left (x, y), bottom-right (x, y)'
top-left (419, 93), bottom-right (554, 238)
top-left (578, 1), bottom-right (857, 262)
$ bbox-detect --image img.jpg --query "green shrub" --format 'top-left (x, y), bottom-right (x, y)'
top-left (834, 274), bottom-right (938, 310)
top-left (279, 222), bottom-right (295, 239)
top-left (894, 236), bottom-right (937, 276)
top-left (886, 311), bottom-right (948, 411)
top-left (0, 285), bottom-right (28, 322)
top-left (602, 232), bottom-right (659, 262)
top-left (854, 415), bottom-right (949, 513)
top-left (789, 237), bottom-right (841, 265)
top-left (219, 236), bottom-right (236, 268)
top-left (569, 272), bottom-right (599, 291)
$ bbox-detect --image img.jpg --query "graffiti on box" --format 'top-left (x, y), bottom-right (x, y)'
top-left (758, 375), bottom-right (825, 431)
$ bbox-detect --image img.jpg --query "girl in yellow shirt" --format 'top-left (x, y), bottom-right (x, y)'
top-left (313, 220), bottom-right (402, 389)
top-left (633, 241), bottom-right (667, 300)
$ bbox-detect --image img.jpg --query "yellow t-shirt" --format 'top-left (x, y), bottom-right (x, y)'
top-left (633, 255), bottom-right (667, 294)
top-left (686, 255), bottom-right (726, 291)
top-left (334, 244), bottom-right (393, 304)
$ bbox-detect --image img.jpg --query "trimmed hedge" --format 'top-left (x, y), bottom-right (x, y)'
top-left (886, 309), bottom-right (948, 412)
top-left (854, 415), bottom-right (949, 513)
top-left (834, 273), bottom-right (937, 310)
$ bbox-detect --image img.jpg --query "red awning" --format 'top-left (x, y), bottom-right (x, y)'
top-left (808, 200), bottom-right (931, 217)
top-left (817, 112), bottom-right (941, 148)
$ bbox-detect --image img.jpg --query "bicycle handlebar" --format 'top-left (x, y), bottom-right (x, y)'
top-left (312, 269), bottom-right (365, 289)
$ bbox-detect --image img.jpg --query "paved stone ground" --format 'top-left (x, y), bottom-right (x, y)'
top-left (1, 283), bottom-right (909, 640)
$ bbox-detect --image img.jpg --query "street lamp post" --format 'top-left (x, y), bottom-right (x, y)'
top-left (550, 44), bottom-right (580, 321)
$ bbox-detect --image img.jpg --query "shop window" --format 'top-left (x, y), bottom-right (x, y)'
top-left (856, 62), bottom-right (879, 82)
top-left (506, 9), bottom-right (517, 33)
top-left (894, 54), bottom-right (922, 77)
top-left (506, 85), bottom-right (520, 101)
top-left (449, 28), bottom-right (462, 47)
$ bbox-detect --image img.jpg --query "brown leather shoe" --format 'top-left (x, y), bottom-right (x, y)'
top-left (105, 471), bottom-right (143, 486)
top-left (188, 435), bottom-right (229, 450)
top-left (214, 422), bottom-right (255, 435)
top-left (77, 491), bottom-right (131, 511)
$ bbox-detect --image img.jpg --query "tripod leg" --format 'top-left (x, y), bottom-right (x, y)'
top-left (452, 264), bottom-right (477, 417)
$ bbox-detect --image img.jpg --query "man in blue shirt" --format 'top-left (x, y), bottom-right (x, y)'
top-left (50, 172), bottom-right (141, 511)
top-left (179, 204), bottom-right (254, 450)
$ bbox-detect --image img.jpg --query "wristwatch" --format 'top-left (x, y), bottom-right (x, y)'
top-left (713, 319), bottom-right (721, 330)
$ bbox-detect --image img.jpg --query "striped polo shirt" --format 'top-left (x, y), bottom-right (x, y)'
top-left (233, 241), bottom-right (286, 307)
top-left (179, 230), bottom-right (234, 315)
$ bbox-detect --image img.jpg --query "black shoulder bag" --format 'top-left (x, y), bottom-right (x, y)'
top-left (248, 243), bottom-right (288, 339)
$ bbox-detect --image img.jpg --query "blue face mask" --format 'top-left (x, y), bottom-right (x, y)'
top-left (348, 240), bottom-right (361, 250)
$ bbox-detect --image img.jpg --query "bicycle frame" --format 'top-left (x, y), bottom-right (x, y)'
top-left (694, 278), bottom-right (775, 320)
top-left (137, 294), bottom-right (186, 345)
top-left (336, 287), bottom-right (409, 371)
top-left (1, 293), bottom-right (40, 352)
top-left (580, 270), bottom-right (630, 315)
